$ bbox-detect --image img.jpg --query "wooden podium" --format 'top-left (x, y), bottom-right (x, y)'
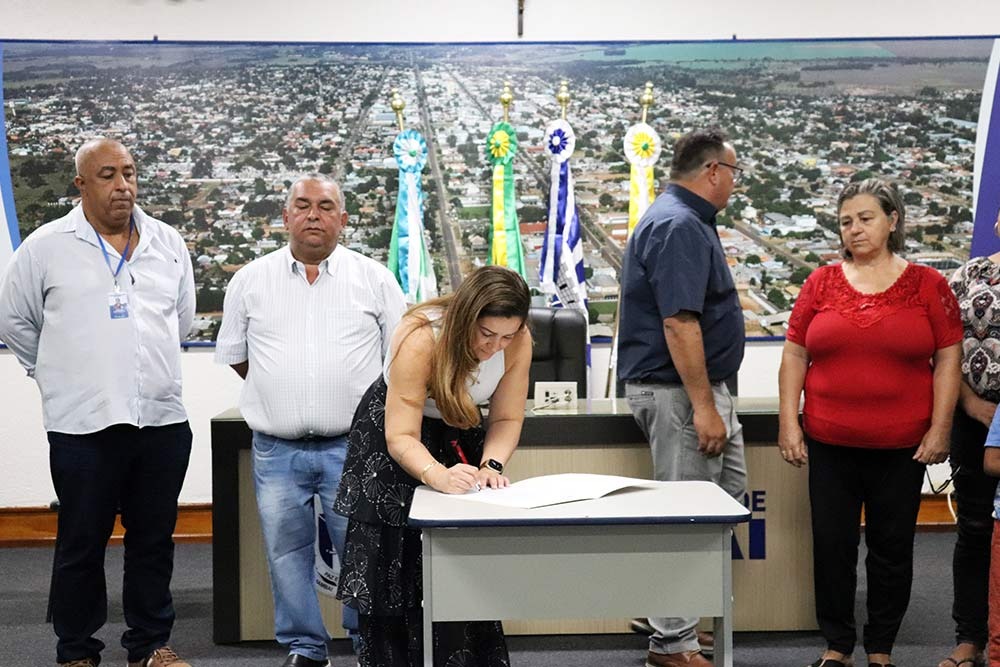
top-left (210, 397), bottom-right (816, 643)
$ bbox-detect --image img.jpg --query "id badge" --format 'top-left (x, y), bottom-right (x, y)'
top-left (108, 291), bottom-right (129, 319)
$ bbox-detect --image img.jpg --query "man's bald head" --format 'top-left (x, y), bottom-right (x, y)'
top-left (75, 138), bottom-right (131, 177)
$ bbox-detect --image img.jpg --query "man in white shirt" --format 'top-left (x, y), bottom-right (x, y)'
top-left (215, 174), bottom-right (406, 667)
top-left (0, 138), bottom-right (196, 667)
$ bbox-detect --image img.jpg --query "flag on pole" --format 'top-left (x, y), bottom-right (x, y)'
top-left (607, 120), bottom-right (662, 398)
top-left (387, 129), bottom-right (437, 303)
top-left (0, 45), bottom-right (21, 274)
top-left (485, 121), bottom-right (527, 278)
top-left (623, 121), bottom-right (662, 238)
top-left (972, 38), bottom-right (1000, 259)
top-left (539, 119), bottom-right (588, 310)
top-left (539, 118), bottom-right (591, 392)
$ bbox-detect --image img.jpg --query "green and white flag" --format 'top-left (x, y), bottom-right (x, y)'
top-left (485, 121), bottom-right (527, 278)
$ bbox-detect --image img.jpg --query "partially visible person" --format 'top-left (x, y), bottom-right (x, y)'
top-left (981, 415), bottom-right (1000, 665)
top-left (0, 138), bottom-right (196, 667)
top-left (941, 214), bottom-right (1000, 667)
top-left (215, 174), bottom-right (405, 667)
top-left (617, 126), bottom-right (747, 667)
top-left (333, 265), bottom-right (532, 667)
top-left (778, 178), bottom-right (962, 667)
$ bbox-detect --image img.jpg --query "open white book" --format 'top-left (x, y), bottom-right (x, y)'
top-left (453, 473), bottom-right (654, 509)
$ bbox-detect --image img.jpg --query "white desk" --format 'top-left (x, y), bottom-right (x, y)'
top-left (409, 480), bottom-right (751, 667)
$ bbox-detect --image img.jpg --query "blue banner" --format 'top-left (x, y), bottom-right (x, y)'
top-left (539, 119), bottom-right (591, 391)
top-left (0, 44), bottom-right (22, 271)
top-left (972, 39), bottom-right (1000, 258)
top-left (539, 119), bottom-right (588, 313)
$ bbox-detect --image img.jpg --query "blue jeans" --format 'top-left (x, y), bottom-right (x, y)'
top-left (252, 431), bottom-right (358, 661)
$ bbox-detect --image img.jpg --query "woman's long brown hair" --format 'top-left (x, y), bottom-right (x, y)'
top-left (404, 266), bottom-right (530, 428)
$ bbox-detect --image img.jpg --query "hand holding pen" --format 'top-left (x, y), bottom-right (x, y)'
top-left (449, 439), bottom-right (481, 492)
top-left (423, 459), bottom-right (479, 494)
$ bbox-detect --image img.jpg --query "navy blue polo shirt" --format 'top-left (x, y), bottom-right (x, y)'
top-left (617, 184), bottom-right (745, 384)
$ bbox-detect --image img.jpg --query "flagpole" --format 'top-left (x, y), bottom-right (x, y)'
top-left (387, 89), bottom-right (437, 304)
top-left (556, 79), bottom-right (570, 120)
top-left (501, 80), bottom-right (513, 123)
top-left (390, 88), bottom-right (406, 131)
top-left (486, 80), bottom-right (528, 278)
top-left (537, 80), bottom-right (593, 401)
top-left (606, 82), bottom-right (656, 399)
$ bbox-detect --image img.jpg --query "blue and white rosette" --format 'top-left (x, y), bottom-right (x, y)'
top-left (394, 130), bottom-right (428, 173)
top-left (545, 118), bottom-right (575, 164)
top-left (389, 129), bottom-right (436, 303)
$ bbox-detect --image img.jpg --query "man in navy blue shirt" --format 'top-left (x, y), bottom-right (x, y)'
top-left (618, 127), bottom-right (747, 667)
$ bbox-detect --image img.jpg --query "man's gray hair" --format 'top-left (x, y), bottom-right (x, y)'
top-left (285, 174), bottom-right (344, 211)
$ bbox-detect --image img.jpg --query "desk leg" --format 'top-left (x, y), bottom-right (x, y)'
top-left (714, 527), bottom-right (734, 667)
top-left (421, 529), bottom-right (433, 667)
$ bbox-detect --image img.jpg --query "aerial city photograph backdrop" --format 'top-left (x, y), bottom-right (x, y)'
top-left (0, 37), bottom-right (996, 341)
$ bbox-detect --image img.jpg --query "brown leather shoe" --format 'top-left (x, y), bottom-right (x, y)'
top-left (58, 660), bottom-right (97, 667)
top-left (127, 646), bottom-right (191, 667)
top-left (646, 649), bottom-right (713, 667)
top-left (697, 631), bottom-right (714, 656)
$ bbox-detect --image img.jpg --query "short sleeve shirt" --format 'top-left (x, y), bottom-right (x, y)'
top-left (786, 263), bottom-right (962, 447)
top-left (617, 184), bottom-right (745, 383)
top-left (983, 406), bottom-right (1000, 517)
top-left (949, 256), bottom-right (1000, 403)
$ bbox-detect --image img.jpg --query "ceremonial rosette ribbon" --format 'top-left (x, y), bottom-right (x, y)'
top-left (388, 129), bottom-right (437, 303)
top-left (545, 119), bottom-right (575, 164)
top-left (623, 122), bottom-right (661, 237)
top-left (484, 121), bottom-right (526, 278)
top-left (540, 118), bottom-right (588, 322)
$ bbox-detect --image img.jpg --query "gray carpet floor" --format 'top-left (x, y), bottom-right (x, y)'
top-left (0, 532), bottom-right (958, 666)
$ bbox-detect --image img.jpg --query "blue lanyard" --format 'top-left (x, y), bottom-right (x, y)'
top-left (95, 215), bottom-right (134, 290)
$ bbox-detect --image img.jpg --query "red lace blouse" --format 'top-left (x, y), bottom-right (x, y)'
top-left (786, 262), bottom-right (962, 448)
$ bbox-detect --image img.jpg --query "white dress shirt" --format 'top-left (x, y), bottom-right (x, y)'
top-left (215, 244), bottom-right (406, 440)
top-left (0, 204), bottom-right (196, 434)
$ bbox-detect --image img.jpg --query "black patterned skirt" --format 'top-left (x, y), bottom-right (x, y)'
top-left (334, 377), bottom-right (510, 667)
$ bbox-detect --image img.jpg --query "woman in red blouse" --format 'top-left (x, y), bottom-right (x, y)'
top-left (778, 179), bottom-right (963, 667)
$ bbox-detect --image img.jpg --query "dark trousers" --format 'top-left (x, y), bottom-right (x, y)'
top-left (48, 422), bottom-right (192, 664)
top-left (806, 437), bottom-right (925, 655)
top-left (988, 521), bottom-right (1000, 665)
top-left (951, 408), bottom-right (998, 648)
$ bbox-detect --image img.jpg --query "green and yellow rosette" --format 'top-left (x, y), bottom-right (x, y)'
top-left (484, 121), bottom-right (526, 278)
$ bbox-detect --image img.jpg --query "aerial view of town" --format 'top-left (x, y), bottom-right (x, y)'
top-left (2, 38), bottom-right (990, 340)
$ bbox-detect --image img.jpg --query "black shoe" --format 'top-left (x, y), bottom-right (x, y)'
top-left (807, 659), bottom-right (853, 667)
top-left (281, 655), bottom-right (330, 667)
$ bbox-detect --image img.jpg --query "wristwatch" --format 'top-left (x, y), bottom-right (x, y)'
top-left (480, 458), bottom-right (504, 474)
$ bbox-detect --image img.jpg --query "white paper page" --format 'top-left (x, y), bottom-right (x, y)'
top-left (454, 473), bottom-right (653, 509)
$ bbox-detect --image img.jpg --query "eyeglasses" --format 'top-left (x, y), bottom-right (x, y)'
top-left (707, 161), bottom-right (744, 183)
